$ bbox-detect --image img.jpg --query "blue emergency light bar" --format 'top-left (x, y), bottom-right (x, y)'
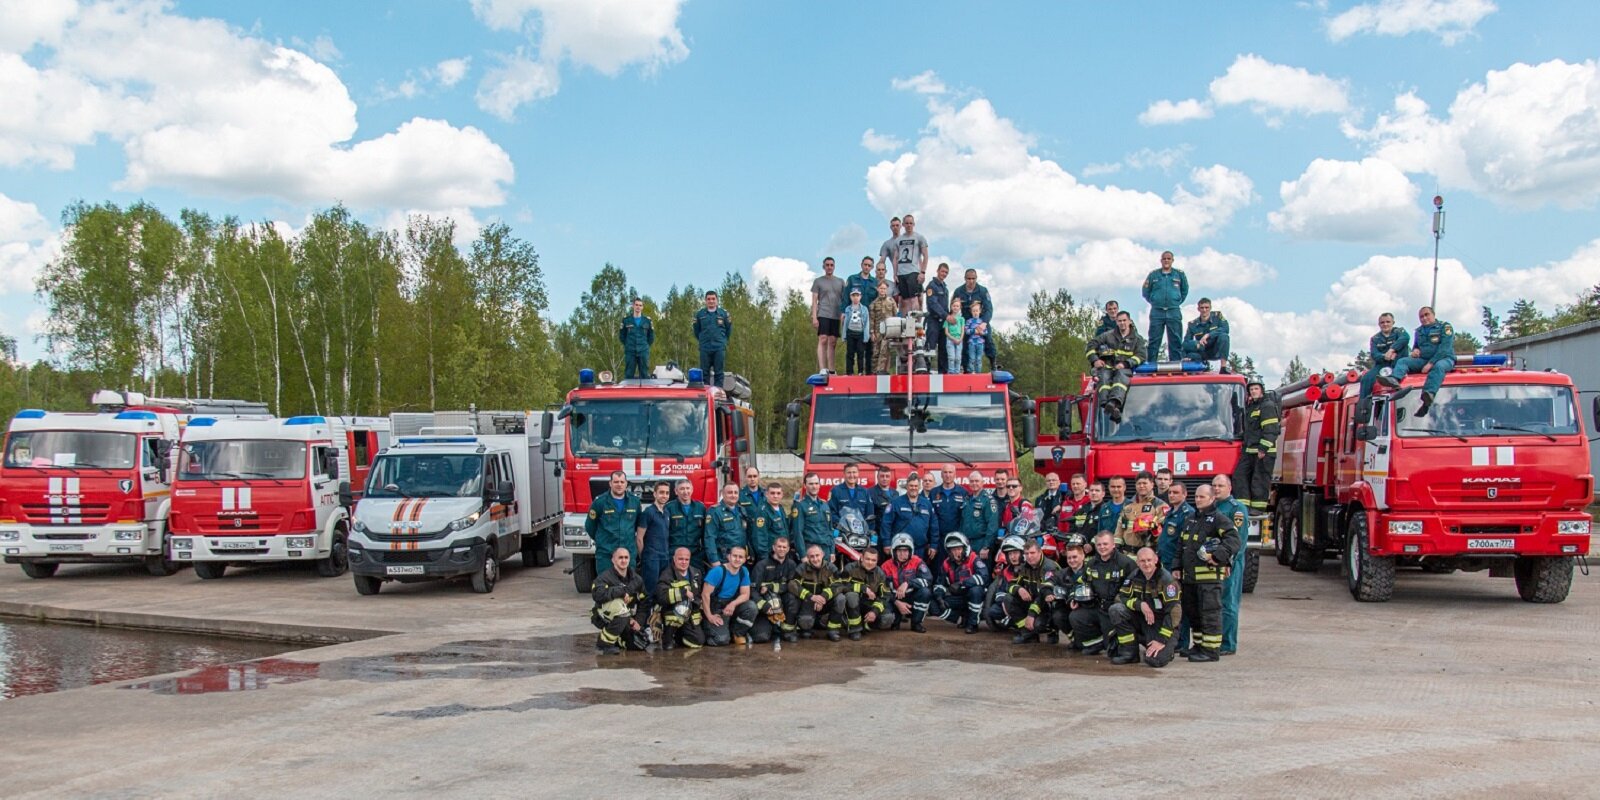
top-left (578, 368), bottom-right (596, 387)
top-left (1469, 354), bottom-right (1509, 366)
top-left (14, 409), bottom-right (46, 419)
top-left (992, 370), bottom-right (1015, 384)
top-left (1133, 361), bottom-right (1209, 374)
top-left (285, 415), bottom-right (326, 425)
top-left (115, 410), bottom-right (158, 421)
top-left (186, 417), bottom-right (218, 427)
top-left (397, 436), bottom-right (478, 444)
top-left (687, 367), bottom-right (705, 383)
top-left (806, 373), bottom-right (830, 387)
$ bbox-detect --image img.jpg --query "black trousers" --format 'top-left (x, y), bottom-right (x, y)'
top-left (1182, 582), bottom-right (1224, 654)
top-left (845, 333), bottom-right (870, 375)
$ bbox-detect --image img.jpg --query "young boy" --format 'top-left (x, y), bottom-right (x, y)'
top-left (943, 311), bottom-right (964, 374)
top-left (964, 301), bottom-right (988, 374)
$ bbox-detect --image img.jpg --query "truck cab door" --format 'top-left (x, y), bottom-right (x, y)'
top-left (1359, 398), bottom-right (1392, 508)
top-left (141, 437), bottom-right (172, 521)
top-left (1034, 397), bottom-right (1089, 479)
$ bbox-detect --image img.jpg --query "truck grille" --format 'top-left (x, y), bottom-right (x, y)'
top-left (363, 528), bottom-right (448, 543)
top-left (1451, 524), bottom-right (1528, 535)
top-left (373, 550), bottom-right (442, 564)
top-left (19, 503), bottom-right (113, 524)
top-left (195, 514), bottom-right (285, 534)
top-left (35, 533), bottom-right (95, 540)
top-left (1429, 483), bottom-right (1554, 505)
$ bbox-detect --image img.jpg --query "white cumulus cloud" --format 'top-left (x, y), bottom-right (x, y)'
top-left (1139, 98), bottom-right (1213, 126)
top-left (1142, 54), bottom-right (1349, 127)
top-left (0, 192), bottom-right (60, 294)
top-left (751, 256), bottom-right (817, 306)
top-left (1269, 157), bottom-right (1423, 243)
top-left (1326, 0), bottom-right (1496, 44)
top-left (860, 128), bottom-right (905, 154)
top-left (435, 57), bottom-right (470, 87)
top-left (890, 70), bottom-right (947, 96)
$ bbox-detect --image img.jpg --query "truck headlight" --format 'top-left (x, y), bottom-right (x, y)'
top-left (0, 530), bottom-right (19, 542)
top-left (286, 536), bottom-right (316, 548)
top-left (172, 538), bottom-right (193, 550)
top-left (1388, 521), bottom-right (1423, 535)
top-left (352, 519), bottom-right (369, 535)
top-left (114, 529), bottom-right (144, 541)
top-left (447, 512), bottom-right (482, 532)
top-left (1558, 520), bottom-right (1591, 535)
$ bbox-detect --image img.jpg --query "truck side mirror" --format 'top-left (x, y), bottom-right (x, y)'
top-left (1022, 412), bottom-right (1038, 450)
top-left (339, 481), bottom-right (353, 508)
top-left (1355, 424), bottom-right (1376, 442)
top-left (735, 438), bottom-right (749, 454)
top-left (495, 480), bottom-right (515, 505)
top-left (732, 413), bottom-right (746, 438)
top-left (784, 402), bottom-right (802, 451)
top-left (1056, 401), bottom-right (1070, 431)
top-left (540, 440), bottom-right (551, 456)
top-left (1592, 395), bottom-right (1599, 432)
top-left (539, 412), bottom-right (553, 441)
top-left (325, 452), bottom-right (340, 480)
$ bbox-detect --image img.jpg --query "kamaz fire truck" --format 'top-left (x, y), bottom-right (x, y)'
top-left (546, 366), bottom-right (755, 592)
top-left (1272, 354), bottom-right (1593, 603)
top-left (784, 370), bottom-right (1038, 497)
top-left (1, 390), bottom-right (269, 578)
top-left (167, 415), bottom-right (391, 579)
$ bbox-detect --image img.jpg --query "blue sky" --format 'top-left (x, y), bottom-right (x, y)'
top-left (3, 0), bottom-right (1600, 380)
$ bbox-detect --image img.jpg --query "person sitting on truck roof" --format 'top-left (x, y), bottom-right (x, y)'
top-left (693, 290), bottom-right (732, 389)
top-left (789, 543), bottom-right (841, 640)
top-left (792, 473), bottom-right (833, 561)
top-left (750, 483), bottom-right (797, 563)
top-left (702, 545), bottom-right (759, 647)
top-left (1381, 306), bottom-right (1456, 417)
top-left (1087, 311), bottom-right (1146, 423)
top-left (592, 547), bottom-right (649, 655)
top-left (1116, 471), bottom-right (1169, 554)
top-left (749, 537), bottom-right (799, 644)
top-left (656, 547), bottom-right (706, 651)
top-left (1109, 547), bottom-right (1181, 668)
top-left (1094, 299), bottom-right (1120, 337)
top-left (828, 463), bottom-right (876, 533)
top-left (587, 471), bottom-right (643, 563)
top-left (667, 480), bottom-right (710, 573)
top-left (1358, 312), bottom-right (1411, 409)
top-left (1181, 297), bottom-right (1229, 363)
top-left (959, 470), bottom-right (1000, 562)
top-left (1213, 474), bottom-right (1250, 657)
top-left (619, 297), bottom-right (655, 380)
top-left (1175, 484), bottom-right (1239, 663)
top-left (706, 483), bottom-right (749, 569)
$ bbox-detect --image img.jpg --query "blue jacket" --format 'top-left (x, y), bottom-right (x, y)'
top-left (843, 272), bottom-right (879, 312)
top-left (952, 283), bottom-right (993, 323)
top-left (881, 493), bottom-right (939, 553)
top-left (841, 303), bottom-right (872, 342)
top-left (693, 307), bottom-right (732, 350)
top-left (618, 314), bottom-right (654, 351)
top-left (827, 484), bottom-right (876, 540)
top-left (1158, 501), bottom-right (1194, 570)
top-left (927, 483), bottom-right (970, 538)
top-left (1141, 268), bottom-right (1189, 311)
top-left (1413, 321), bottom-right (1455, 364)
top-left (1185, 312), bottom-right (1228, 342)
top-left (925, 277), bottom-right (951, 321)
top-left (1369, 327), bottom-right (1410, 367)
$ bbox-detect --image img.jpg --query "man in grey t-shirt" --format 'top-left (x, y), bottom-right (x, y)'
top-left (892, 213), bottom-right (930, 313)
top-left (811, 257), bottom-right (845, 374)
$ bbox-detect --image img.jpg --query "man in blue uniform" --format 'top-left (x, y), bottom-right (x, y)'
top-left (927, 464), bottom-right (969, 553)
top-left (828, 463), bottom-right (876, 537)
top-left (1141, 250), bottom-right (1189, 362)
top-left (1381, 306), bottom-right (1455, 417)
top-left (618, 297), bottom-right (654, 379)
top-left (693, 290), bottom-right (733, 388)
top-left (1181, 297), bottom-right (1229, 362)
top-left (1358, 312), bottom-right (1410, 405)
top-left (586, 471), bottom-right (641, 564)
top-left (881, 472), bottom-right (939, 563)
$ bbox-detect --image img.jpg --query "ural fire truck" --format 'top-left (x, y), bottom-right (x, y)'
top-left (167, 415), bottom-right (390, 579)
top-left (347, 410), bottom-right (563, 595)
top-left (1272, 355), bottom-right (1594, 603)
top-left (784, 370), bottom-right (1037, 497)
top-left (547, 366), bottom-right (755, 593)
top-left (1, 390), bottom-right (269, 578)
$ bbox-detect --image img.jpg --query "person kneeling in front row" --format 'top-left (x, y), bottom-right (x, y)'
top-left (701, 545), bottom-right (759, 647)
top-left (592, 547), bottom-right (649, 655)
top-left (1108, 546), bottom-right (1181, 668)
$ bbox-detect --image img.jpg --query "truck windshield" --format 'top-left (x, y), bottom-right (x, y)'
top-left (1396, 384), bottom-right (1579, 438)
top-left (1096, 382), bottom-right (1242, 443)
top-left (4, 431), bottom-right (136, 470)
top-left (809, 392), bottom-right (1011, 463)
top-left (568, 398), bottom-right (708, 458)
top-left (178, 440), bottom-right (306, 481)
top-left (365, 454), bottom-right (484, 498)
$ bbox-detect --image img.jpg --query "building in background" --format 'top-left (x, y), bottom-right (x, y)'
top-left (1490, 320), bottom-right (1600, 499)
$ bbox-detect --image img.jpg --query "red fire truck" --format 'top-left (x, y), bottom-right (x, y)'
top-left (1, 390), bottom-right (269, 578)
top-left (784, 370), bottom-right (1037, 495)
top-left (1272, 354), bottom-right (1594, 602)
top-left (547, 365), bottom-right (755, 592)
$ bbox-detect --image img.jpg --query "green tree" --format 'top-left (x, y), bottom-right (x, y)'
top-left (1279, 355), bottom-right (1309, 386)
top-left (1480, 305), bottom-right (1502, 340)
top-left (1503, 299), bottom-right (1549, 339)
top-left (1453, 331), bottom-right (1482, 355)
top-left (555, 264), bottom-right (635, 382)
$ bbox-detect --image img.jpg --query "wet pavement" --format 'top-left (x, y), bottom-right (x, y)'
top-left (0, 619), bottom-right (290, 699)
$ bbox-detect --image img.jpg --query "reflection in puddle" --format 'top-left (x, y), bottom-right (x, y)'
top-left (0, 619), bottom-right (291, 699)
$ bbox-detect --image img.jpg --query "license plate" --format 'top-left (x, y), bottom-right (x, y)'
top-left (386, 565), bottom-right (425, 575)
top-left (47, 543), bottom-right (83, 552)
top-left (1467, 538), bottom-right (1515, 550)
top-left (215, 540), bottom-right (258, 550)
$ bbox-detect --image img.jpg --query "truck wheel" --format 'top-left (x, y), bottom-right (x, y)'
top-left (144, 554), bottom-right (182, 577)
top-left (571, 554), bottom-right (597, 593)
top-left (471, 549), bottom-right (499, 594)
top-left (1273, 501), bottom-right (1294, 566)
top-left (19, 561), bottom-right (58, 579)
top-left (353, 574), bottom-right (382, 595)
top-left (1242, 549), bottom-right (1260, 594)
top-left (1289, 501), bottom-right (1322, 573)
top-left (1344, 513), bottom-right (1394, 602)
top-left (194, 561), bottom-right (228, 580)
top-left (1513, 557), bottom-right (1572, 603)
top-left (524, 528), bottom-right (555, 568)
top-left (315, 529), bottom-right (349, 577)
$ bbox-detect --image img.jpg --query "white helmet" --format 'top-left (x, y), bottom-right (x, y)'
top-left (890, 533), bottom-right (915, 551)
top-left (999, 535), bottom-right (1026, 554)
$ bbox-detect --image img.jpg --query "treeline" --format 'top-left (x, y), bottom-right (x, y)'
top-left (1482, 292), bottom-right (1600, 342)
top-left (10, 202), bottom-right (1118, 448)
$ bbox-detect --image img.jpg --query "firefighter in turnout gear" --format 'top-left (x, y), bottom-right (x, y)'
top-left (1383, 306), bottom-right (1456, 417)
top-left (882, 533), bottom-right (934, 632)
top-left (1008, 540), bottom-right (1061, 644)
top-left (586, 471), bottom-right (643, 564)
top-left (666, 480), bottom-right (710, 572)
top-left (1116, 472), bottom-right (1169, 553)
top-left (749, 538), bottom-right (799, 644)
top-left (1109, 547), bottom-right (1182, 667)
top-left (654, 547), bottom-right (706, 650)
top-left (1087, 311), bottom-right (1146, 422)
top-left (1047, 539), bottom-right (1091, 649)
top-left (591, 548), bottom-right (649, 655)
top-left (834, 546), bottom-right (893, 638)
top-left (1070, 531), bottom-right (1138, 655)
top-left (932, 532), bottom-right (988, 634)
top-left (1213, 475), bottom-right (1250, 655)
top-left (1233, 381), bottom-right (1280, 515)
top-left (986, 535), bottom-right (1028, 630)
top-left (1176, 484), bottom-right (1240, 662)
top-left (705, 484), bottom-right (749, 569)
top-left (789, 544), bottom-right (841, 641)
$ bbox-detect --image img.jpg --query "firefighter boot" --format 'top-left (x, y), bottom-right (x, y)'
top-left (1187, 648), bottom-right (1220, 663)
top-left (1110, 644), bottom-right (1138, 665)
top-left (662, 626), bottom-right (678, 651)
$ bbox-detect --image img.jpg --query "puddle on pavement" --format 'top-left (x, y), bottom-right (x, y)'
top-left (641, 762), bottom-right (802, 780)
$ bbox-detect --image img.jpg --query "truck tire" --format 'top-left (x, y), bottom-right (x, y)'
top-left (1513, 556), bottom-right (1572, 603)
top-left (1289, 501), bottom-right (1322, 573)
top-left (471, 548), bottom-right (500, 594)
top-left (194, 561), bottom-right (228, 580)
top-left (523, 528), bottom-right (555, 568)
top-left (1344, 513), bottom-right (1394, 602)
top-left (1242, 549), bottom-right (1260, 594)
top-left (144, 555), bottom-right (182, 577)
top-left (315, 529), bottom-right (349, 577)
top-left (571, 554), bottom-right (597, 593)
top-left (353, 574), bottom-right (381, 595)
top-left (19, 561), bottom-right (58, 579)
top-left (1273, 500), bottom-right (1294, 566)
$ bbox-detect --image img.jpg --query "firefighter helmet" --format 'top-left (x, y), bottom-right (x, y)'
top-left (944, 532), bottom-right (972, 553)
top-left (999, 535), bottom-right (1026, 554)
top-left (890, 533), bottom-right (915, 551)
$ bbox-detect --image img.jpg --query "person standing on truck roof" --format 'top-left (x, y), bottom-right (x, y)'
top-left (928, 464), bottom-right (970, 546)
top-left (828, 463), bottom-right (876, 533)
top-left (667, 480), bottom-right (709, 573)
top-left (882, 214), bottom-right (930, 314)
top-left (1142, 250), bottom-right (1189, 362)
top-left (591, 547), bottom-right (648, 655)
top-left (693, 290), bottom-right (733, 389)
top-left (1358, 312), bottom-right (1410, 409)
top-left (1213, 474), bottom-right (1250, 656)
top-left (656, 547), bottom-right (706, 651)
top-left (1108, 547), bottom-right (1181, 668)
top-left (587, 471), bottom-right (642, 563)
top-left (1116, 471), bottom-right (1168, 554)
top-left (962, 301), bottom-right (989, 375)
top-left (792, 473), bottom-right (833, 561)
top-left (749, 537), bottom-right (799, 643)
top-left (750, 482), bottom-right (797, 563)
top-left (925, 262), bottom-right (953, 373)
top-left (1175, 484), bottom-right (1239, 663)
top-left (877, 216), bottom-right (902, 292)
top-left (960, 469), bottom-right (1000, 563)
top-left (1095, 300), bottom-right (1120, 337)
top-left (619, 297), bottom-right (655, 380)
top-left (952, 269), bottom-right (996, 372)
top-left (1381, 306), bottom-right (1455, 417)
top-left (841, 288), bottom-right (873, 376)
top-left (1087, 312), bottom-right (1146, 423)
top-left (1097, 476), bottom-right (1129, 536)
top-left (705, 483), bottom-right (748, 569)
top-left (845, 256), bottom-right (880, 312)
top-left (1233, 381), bottom-right (1279, 517)
top-left (635, 482), bottom-right (673, 621)
top-left (1182, 297), bottom-right (1229, 363)
top-left (869, 280), bottom-right (898, 374)
top-left (811, 257), bottom-right (845, 375)
top-left (701, 545), bottom-right (759, 647)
